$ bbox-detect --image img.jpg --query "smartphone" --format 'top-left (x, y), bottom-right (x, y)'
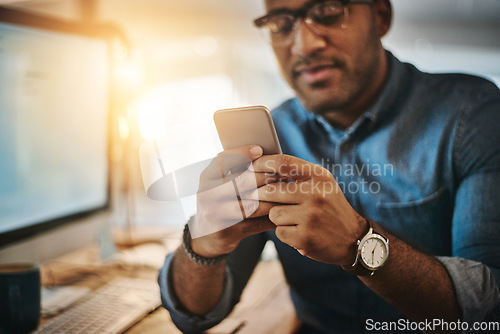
top-left (214, 105), bottom-right (282, 155)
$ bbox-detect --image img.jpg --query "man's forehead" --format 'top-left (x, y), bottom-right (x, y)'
top-left (265, 0), bottom-right (309, 11)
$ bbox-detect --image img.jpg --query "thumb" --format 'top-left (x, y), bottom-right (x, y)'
top-left (235, 216), bottom-right (276, 237)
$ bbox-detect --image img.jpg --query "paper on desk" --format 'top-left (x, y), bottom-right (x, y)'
top-left (113, 243), bottom-right (168, 269)
top-left (41, 285), bottom-right (90, 317)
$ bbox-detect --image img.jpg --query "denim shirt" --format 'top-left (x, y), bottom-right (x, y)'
top-left (158, 52), bottom-right (500, 333)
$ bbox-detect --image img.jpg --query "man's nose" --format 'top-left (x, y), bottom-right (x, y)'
top-left (290, 20), bottom-right (327, 57)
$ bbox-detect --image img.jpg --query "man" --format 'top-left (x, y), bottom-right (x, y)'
top-left (158, 0), bottom-right (500, 332)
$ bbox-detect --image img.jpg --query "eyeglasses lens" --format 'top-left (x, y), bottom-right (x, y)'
top-left (261, 1), bottom-right (346, 47)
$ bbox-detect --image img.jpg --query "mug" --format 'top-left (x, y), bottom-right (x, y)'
top-left (0, 263), bottom-right (41, 334)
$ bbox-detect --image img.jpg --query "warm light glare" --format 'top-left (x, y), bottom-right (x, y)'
top-left (119, 61), bottom-right (141, 83)
top-left (138, 100), bottom-right (168, 140)
top-left (114, 49), bottom-right (143, 87)
top-left (134, 75), bottom-right (233, 148)
top-left (193, 36), bottom-right (218, 57)
top-left (118, 115), bottom-right (130, 140)
top-left (115, 44), bottom-right (129, 60)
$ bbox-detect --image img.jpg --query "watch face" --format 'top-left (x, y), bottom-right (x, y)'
top-left (360, 236), bottom-right (388, 269)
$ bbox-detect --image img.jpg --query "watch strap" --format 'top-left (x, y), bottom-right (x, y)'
top-left (339, 260), bottom-right (375, 276)
top-left (182, 223), bottom-right (229, 266)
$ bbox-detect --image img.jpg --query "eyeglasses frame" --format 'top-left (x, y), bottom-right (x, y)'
top-left (253, 0), bottom-right (373, 46)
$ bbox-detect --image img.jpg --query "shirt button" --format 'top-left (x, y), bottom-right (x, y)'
top-left (341, 142), bottom-right (351, 150)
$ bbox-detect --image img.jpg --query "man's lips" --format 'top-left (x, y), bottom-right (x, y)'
top-left (293, 63), bottom-right (338, 85)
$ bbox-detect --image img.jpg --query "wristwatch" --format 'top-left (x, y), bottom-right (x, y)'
top-left (341, 219), bottom-right (389, 276)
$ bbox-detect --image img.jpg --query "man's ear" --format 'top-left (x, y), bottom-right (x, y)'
top-left (373, 0), bottom-right (392, 37)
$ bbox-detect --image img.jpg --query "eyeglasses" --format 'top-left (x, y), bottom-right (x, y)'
top-left (253, 0), bottom-right (373, 47)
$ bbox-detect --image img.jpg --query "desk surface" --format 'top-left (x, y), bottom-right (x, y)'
top-left (41, 243), bottom-right (299, 334)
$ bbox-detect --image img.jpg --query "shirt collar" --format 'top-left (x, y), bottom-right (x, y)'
top-left (361, 50), bottom-right (406, 129)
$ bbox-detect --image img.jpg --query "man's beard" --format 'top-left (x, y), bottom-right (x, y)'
top-left (290, 52), bottom-right (380, 114)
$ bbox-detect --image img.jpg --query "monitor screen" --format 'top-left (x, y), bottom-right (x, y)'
top-left (0, 9), bottom-right (111, 247)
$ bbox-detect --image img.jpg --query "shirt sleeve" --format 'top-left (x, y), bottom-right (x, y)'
top-left (157, 232), bottom-right (269, 333)
top-left (437, 256), bottom-right (500, 325)
top-left (158, 252), bottom-right (236, 333)
top-left (448, 85), bottom-right (500, 325)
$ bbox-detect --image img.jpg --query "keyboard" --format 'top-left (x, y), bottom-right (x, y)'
top-left (34, 277), bottom-right (162, 334)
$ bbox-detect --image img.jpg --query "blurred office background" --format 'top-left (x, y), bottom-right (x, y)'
top-left (3, 0), bottom-right (499, 232)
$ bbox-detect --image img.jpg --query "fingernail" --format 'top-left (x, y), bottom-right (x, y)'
top-left (250, 146), bottom-right (263, 156)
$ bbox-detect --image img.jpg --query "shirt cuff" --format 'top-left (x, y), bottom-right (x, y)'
top-left (437, 256), bottom-right (500, 324)
top-left (158, 251), bottom-right (236, 333)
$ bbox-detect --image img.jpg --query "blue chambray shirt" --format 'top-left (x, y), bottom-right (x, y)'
top-left (159, 52), bottom-right (500, 333)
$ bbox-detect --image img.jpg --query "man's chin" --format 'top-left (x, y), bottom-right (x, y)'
top-left (297, 90), bottom-right (346, 114)
top-left (294, 81), bottom-right (345, 112)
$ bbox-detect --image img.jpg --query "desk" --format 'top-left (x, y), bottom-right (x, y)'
top-left (41, 244), bottom-right (300, 334)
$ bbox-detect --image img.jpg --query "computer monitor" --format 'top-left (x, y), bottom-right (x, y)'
top-left (0, 7), bottom-right (114, 263)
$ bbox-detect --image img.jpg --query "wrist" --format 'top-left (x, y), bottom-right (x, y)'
top-left (182, 223), bottom-right (229, 266)
top-left (190, 237), bottom-right (222, 258)
top-left (341, 216), bottom-right (370, 267)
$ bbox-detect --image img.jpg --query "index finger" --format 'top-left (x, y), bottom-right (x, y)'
top-left (202, 145), bottom-right (263, 181)
top-left (250, 154), bottom-right (328, 182)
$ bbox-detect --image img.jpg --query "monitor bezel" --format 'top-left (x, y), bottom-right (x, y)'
top-left (0, 6), bottom-right (115, 247)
